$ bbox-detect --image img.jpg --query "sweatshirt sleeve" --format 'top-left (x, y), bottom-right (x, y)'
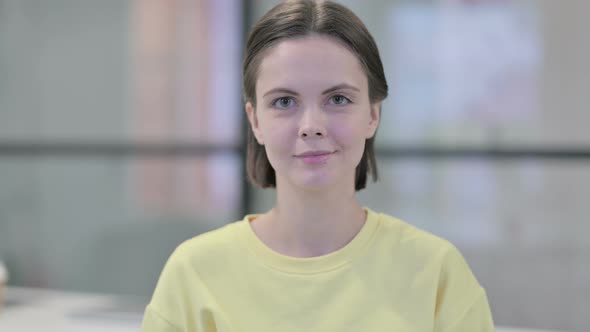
top-left (141, 244), bottom-right (190, 332)
top-left (142, 304), bottom-right (182, 332)
top-left (434, 244), bottom-right (495, 332)
top-left (140, 242), bottom-right (207, 332)
top-left (440, 289), bottom-right (495, 332)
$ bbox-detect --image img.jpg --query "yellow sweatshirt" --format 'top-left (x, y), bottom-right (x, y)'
top-left (142, 208), bottom-right (495, 331)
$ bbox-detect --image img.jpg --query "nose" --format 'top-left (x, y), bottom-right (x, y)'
top-left (298, 107), bottom-right (327, 139)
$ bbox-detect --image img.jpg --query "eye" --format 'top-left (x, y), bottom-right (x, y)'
top-left (328, 94), bottom-right (352, 105)
top-left (272, 97), bottom-right (296, 109)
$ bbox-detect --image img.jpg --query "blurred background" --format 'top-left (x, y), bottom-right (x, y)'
top-left (0, 0), bottom-right (588, 331)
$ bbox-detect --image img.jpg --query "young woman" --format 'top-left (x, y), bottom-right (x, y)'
top-left (141, 1), bottom-right (495, 331)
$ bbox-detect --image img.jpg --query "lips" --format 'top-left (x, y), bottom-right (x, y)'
top-left (294, 150), bottom-right (335, 165)
top-left (295, 150), bottom-right (334, 158)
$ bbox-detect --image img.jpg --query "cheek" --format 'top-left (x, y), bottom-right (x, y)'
top-left (261, 121), bottom-right (295, 154)
top-left (329, 120), bottom-right (367, 166)
top-left (329, 120), bottom-right (366, 147)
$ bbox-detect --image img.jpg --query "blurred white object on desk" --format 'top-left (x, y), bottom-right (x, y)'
top-left (0, 287), bottom-right (143, 332)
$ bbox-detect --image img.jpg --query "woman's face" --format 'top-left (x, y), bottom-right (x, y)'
top-left (246, 35), bottom-right (380, 191)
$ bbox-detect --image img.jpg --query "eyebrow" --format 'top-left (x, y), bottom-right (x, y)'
top-left (262, 83), bottom-right (360, 98)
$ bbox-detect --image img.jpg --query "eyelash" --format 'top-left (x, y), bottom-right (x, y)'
top-left (271, 97), bottom-right (296, 109)
top-left (270, 95), bottom-right (353, 109)
top-left (328, 95), bottom-right (352, 105)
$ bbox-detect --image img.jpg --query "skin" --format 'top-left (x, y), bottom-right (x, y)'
top-left (245, 35), bottom-right (381, 258)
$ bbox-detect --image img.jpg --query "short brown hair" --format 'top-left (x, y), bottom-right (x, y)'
top-left (243, 0), bottom-right (388, 190)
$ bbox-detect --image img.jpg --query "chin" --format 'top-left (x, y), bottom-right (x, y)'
top-left (292, 173), bottom-right (342, 191)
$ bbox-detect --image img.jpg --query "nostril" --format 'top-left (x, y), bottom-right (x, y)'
top-left (300, 130), bottom-right (324, 138)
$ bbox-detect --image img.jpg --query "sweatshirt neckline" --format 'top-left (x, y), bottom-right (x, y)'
top-left (235, 207), bottom-right (381, 275)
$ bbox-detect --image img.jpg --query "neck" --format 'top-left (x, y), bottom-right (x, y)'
top-left (259, 177), bottom-right (367, 257)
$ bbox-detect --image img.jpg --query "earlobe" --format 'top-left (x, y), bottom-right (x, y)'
top-left (245, 102), bottom-right (264, 145)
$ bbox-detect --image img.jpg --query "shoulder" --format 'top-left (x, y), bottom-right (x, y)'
top-left (151, 220), bottom-right (243, 298)
top-left (146, 222), bottom-right (243, 330)
top-left (169, 221), bottom-right (241, 267)
top-left (375, 211), bottom-right (456, 260)
top-left (374, 211), bottom-right (489, 329)
top-left (373, 211), bottom-right (478, 284)
top-left (153, 220), bottom-right (243, 282)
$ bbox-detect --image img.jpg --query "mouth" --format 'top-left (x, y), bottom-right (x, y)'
top-left (294, 150), bottom-right (336, 164)
top-left (294, 150), bottom-right (335, 158)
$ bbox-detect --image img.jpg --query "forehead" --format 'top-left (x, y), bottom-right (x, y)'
top-left (256, 35), bottom-right (368, 96)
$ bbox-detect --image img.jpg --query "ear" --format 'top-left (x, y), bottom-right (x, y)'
top-left (366, 101), bottom-right (382, 139)
top-left (245, 102), bottom-right (264, 145)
